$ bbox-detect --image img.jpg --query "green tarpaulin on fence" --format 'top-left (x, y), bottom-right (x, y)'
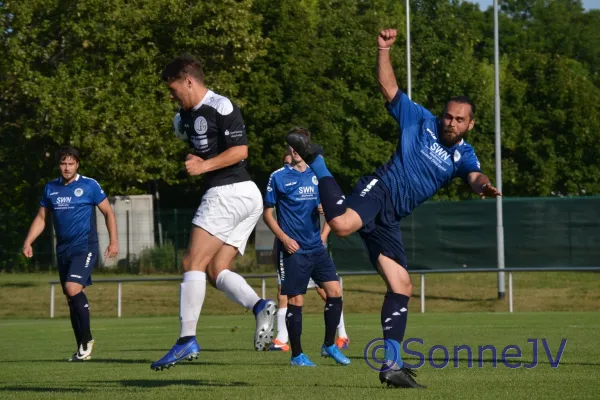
top-left (328, 197), bottom-right (600, 271)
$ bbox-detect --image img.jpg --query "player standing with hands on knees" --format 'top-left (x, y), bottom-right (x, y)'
top-left (23, 145), bottom-right (119, 361)
top-left (286, 30), bottom-right (501, 386)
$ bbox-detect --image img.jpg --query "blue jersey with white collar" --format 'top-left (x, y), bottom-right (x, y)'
top-left (40, 174), bottom-right (107, 256)
top-left (264, 164), bottom-right (322, 253)
top-left (374, 91), bottom-right (482, 217)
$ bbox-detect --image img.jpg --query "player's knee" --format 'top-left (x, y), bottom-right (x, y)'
top-left (206, 269), bottom-right (219, 287)
top-left (330, 220), bottom-right (352, 237)
top-left (278, 294), bottom-right (288, 307)
top-left (400, 281), bottom-right (413, 297)
top-left (182, 254), bottom-right (193, 272)
top-left (288, 295), bottom-right (303, 307)
top-left (324, 285), bottom-right (342, 298)
top-left (64, 283), bottom-right (82, 297)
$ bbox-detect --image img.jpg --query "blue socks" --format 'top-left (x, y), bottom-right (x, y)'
top-left (323, 297), bottom-right (343, 347)
top-left (309, 155), bottom-right (332, 179)
top-left (317, 177), bottom-right (346, 222)
top-left (381, 292), bottom-right (410, 368)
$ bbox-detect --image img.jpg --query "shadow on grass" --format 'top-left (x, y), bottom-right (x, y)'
top-left (347, 355), bottom-right (600, 367)
top-left (0, 387), bottom-right (86, 393)
top-left (121, 348), bottom-right (233, 353)
top-left (0, 282), bottom-right (36, 288)
top-left (344, 288), bottom-right (497, 302)
top-left (116, 379), bottom-right (249, 388)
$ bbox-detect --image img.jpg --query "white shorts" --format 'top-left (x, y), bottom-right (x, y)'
top-left (192, 181), bottom-right (263, 255)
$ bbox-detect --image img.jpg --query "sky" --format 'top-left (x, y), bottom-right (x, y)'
top-left (473, 0), bottom-right (598, 10)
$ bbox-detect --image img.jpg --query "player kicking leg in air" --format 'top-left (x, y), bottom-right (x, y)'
top-left (271, 153), bottom-right (350, 352)
top-left (151, 55), bottom-right (276, 371)
top-left (286, 30), bottom-right (501, 386)
top-left (264, 128), bottom-right (350, 366)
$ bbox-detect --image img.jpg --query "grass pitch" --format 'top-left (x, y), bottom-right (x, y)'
top-left (0, 312), bottom-right (599, 399)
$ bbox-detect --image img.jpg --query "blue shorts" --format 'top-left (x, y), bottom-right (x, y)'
top-left (58, 251), bottom-right (98, 289)
top-left (346, 175), bottom-right (407, 270)
top-left (280, 247), bottom-right (338, 296)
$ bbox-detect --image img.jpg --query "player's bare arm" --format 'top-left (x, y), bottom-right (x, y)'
top-left (263, 206), bottom-right (300, 254)
top-left (97, 198), bottom-right (119, 259)
top-left (22, 206), bottom-right (48, 258)
top-left (467, 172), bottom-right (502, 199)
top-left (320, 223), bottom-right (331, 246)
top-left (377, 29), bottom-right (399, 102)
top-left (185, 145), bottom-right (248, 176)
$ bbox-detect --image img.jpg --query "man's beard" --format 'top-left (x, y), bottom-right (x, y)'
top-left (439, 126), bottom-right (467, 147)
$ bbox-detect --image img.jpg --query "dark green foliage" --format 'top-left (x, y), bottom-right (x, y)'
top-left (2, 0), bottom-right (599, 269)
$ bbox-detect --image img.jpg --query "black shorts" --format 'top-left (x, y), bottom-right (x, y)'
top-left (346, 175), bottom-right (407, 270)
top-left (280, 247), bottom-right (338, 296)
top-left (58, 251), bottom-right (97, 289)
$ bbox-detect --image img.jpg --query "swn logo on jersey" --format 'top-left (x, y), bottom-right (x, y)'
top-left (56, 197), bottom-right (72, 204)
top-left (298, 186), bottom-right (315, 194)
top-left (429, 143), bottom-right (452, 165)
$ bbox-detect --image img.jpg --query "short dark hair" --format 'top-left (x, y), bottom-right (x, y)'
top-left (286, 126), bottom-right (311, 139)
top-left (55, 145), bottom-right (80, 164)
top-left (161, 55), bottom-right (205, 83)
top-left (447, 96), bottom-right (476, 119)
top-left (282, 150), bottom-right (292, 163)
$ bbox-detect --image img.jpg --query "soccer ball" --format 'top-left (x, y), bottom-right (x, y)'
top-left (173, 112), bottom-right (188, 142)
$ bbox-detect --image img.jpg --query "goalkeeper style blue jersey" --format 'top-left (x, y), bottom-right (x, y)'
top-left (374, 91), bottom-right (482, 217)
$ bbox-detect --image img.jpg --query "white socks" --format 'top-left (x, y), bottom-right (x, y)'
top-left (337, 311), bottom-right (347, 338)
top-left (215, 269), bottom-right (260, 310)
top-left (275, 307), bottom-right (289, 343)
top-left (179, 271), bottom-right (206, 338)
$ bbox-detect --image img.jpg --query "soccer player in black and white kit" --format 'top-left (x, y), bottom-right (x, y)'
top-left (151, 55), bottom-right (276, 371)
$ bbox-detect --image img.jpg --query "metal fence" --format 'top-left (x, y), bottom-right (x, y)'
top-left (48, 267), bottom-right (600, 318)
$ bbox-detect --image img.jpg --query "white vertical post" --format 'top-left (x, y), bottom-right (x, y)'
top-left (406, 0), bottom-right (412, 98)
top-left (420, 274), bottom-right (425, 313)
top-left (494, 0), bottom-right (506, 300)
top-left (508, 272), bottom-right (513, 313)
top-left (50, 284), bottom-right (55, 318)
top-left (117, 282), bottom-right (122, 318)
top-left (261, 278), bottom-right (266, 300)
top-left (339, 275), bottom-right (343, 292)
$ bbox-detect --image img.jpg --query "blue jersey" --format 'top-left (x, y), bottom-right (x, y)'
top-left (40, 174), bottom-right (107, 256)
top-left (374, 91), bottom-right (482, 217)
top-left (264, 164), bottom-right (322, 253)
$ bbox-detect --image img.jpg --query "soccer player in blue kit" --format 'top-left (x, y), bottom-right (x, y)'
top-left (23, 146), bottom-right (119, 361)
top-left (286, 30), bottom-right (501, 387)
top-left (263, 128), bottom-right (350, 367)
top-left (270, 151), bottom-right (350, 352)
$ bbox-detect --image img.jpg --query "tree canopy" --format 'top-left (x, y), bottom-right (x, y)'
top-left (2, 0), bottom-right (599, 269)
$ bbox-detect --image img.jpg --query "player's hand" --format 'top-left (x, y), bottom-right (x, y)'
top-left (378, 29), bottom-right (397, 48)
top-left (321, 235), bottom-right (328, 246)
top-left (22, 244), bottom-right (33, 258)
top-left (105, 242), bottom-right (119, 260)
top-left (282, 236), bottom-right (300, 254)
top-left (480, 183), bottom-right (502, 199)
top-left (317, 204), bottom-right (325, 216)
top-left (185, 154), bottom-right (205, 176)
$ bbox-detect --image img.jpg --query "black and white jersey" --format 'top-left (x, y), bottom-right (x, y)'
top-left (175, 90), bottom-right (252, 189)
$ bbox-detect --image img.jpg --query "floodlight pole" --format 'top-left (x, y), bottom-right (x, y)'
top-left (494, 0), bottom-right (506, 299)
top-left (406, 0), bottom-right (412, 98)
